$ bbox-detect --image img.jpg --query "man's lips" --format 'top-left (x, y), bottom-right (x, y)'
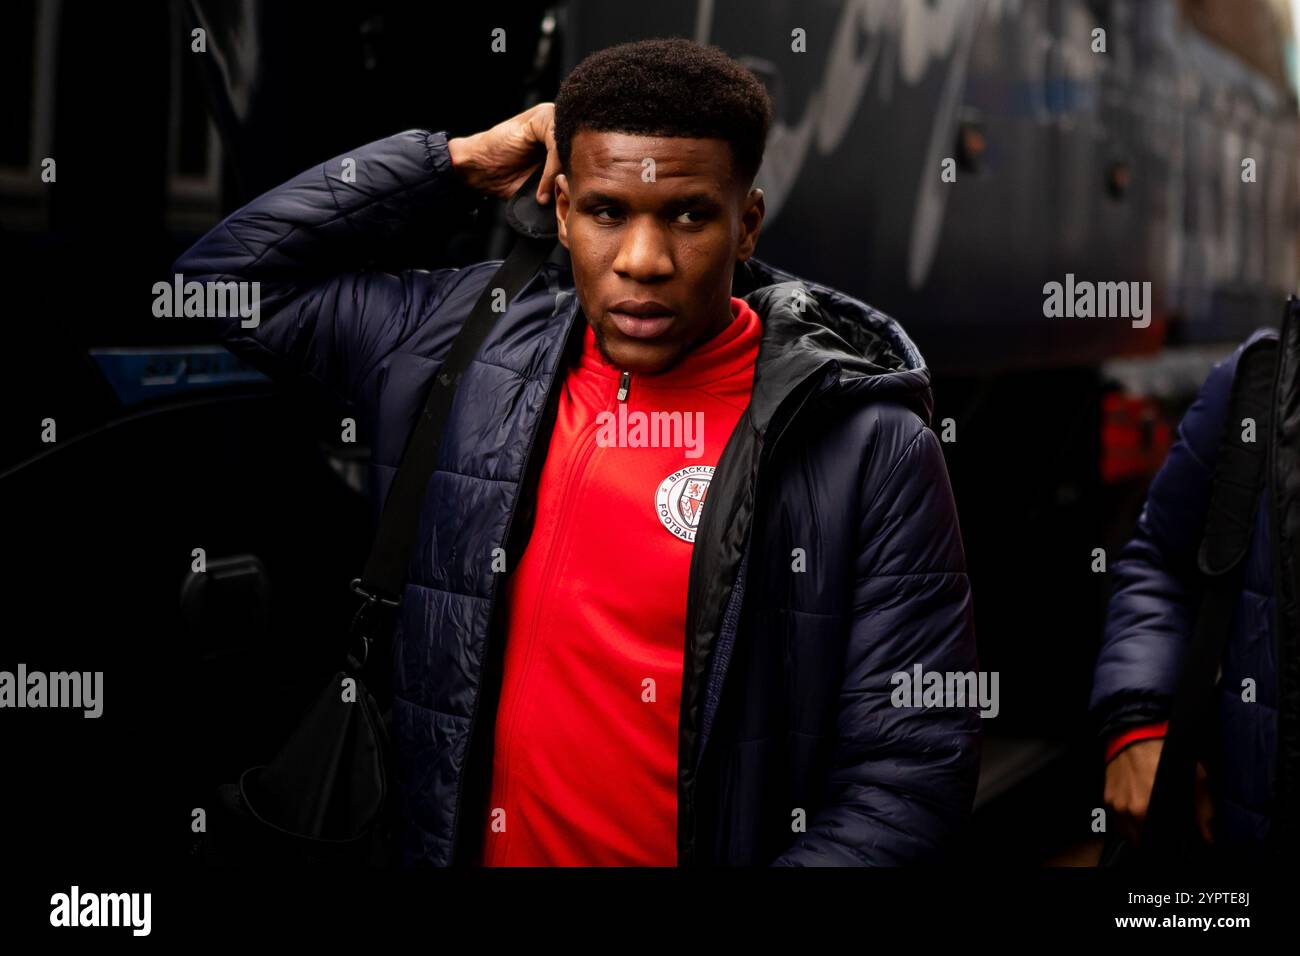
top-left (608, 299), bottom-right (675, 340)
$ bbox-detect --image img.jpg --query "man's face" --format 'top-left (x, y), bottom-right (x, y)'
top-left (554, 129), bottom-right (765, 374)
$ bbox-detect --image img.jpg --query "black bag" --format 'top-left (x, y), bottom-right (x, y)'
top-left (1101, 327), bottom-right (1280, 866)
top-left (200, 167), bottom-right (558, 867)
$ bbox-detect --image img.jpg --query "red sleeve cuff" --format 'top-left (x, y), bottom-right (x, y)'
top-left (1105, 721), bottom-right (1169, 763)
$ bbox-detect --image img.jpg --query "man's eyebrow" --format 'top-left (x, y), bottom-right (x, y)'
top-left (665, 192), bottom-right (724, 210)
top-left (576, 190), bottom-right (724, 210)
top-left (576, 191), bottom-right (625, 207)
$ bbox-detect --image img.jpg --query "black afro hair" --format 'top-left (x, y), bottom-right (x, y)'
top-left (554, 37), bottom-right (774, 187)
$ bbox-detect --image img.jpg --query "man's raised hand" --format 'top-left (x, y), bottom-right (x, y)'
top-left (447, 103), bottom-right (562, 205)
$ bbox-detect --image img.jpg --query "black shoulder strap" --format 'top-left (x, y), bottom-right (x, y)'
top-left (354, 167), bottom-right (558, 606)
top-left (1142, 334), bottom-right (1279, 857)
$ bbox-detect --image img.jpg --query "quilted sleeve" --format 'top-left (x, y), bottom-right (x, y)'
top-left (170, 129), bottom-right (486, 409)
top-left (1087, 346), bottom-right (1243, 738)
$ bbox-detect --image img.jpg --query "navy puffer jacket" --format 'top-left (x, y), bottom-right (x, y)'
top-left (174, 128), bottom-right (982, 866)
top-left (1090, 300), bottom-right (1300, 850)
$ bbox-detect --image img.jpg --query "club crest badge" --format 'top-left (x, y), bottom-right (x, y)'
top-left (655, 466), bottom-right (714, 543)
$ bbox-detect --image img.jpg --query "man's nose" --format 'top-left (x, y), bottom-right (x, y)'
top-left (612, 217), bottom-right (673, 282)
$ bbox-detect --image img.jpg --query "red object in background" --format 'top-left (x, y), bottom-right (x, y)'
top-left (1101, 392), bottom-right (1173, 484)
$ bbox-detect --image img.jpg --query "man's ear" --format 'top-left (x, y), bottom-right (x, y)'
top-left (736, 187), bottom-right (765, 262)
top-left (554, 173), bottom-right (570, 249)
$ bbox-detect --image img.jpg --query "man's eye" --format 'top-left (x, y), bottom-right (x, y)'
top-left (592, 206), bottom-right (621, 222)
top-left (675, 210), bottom-right (708, 224)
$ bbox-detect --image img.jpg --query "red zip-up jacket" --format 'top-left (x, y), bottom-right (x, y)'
top-left (476, 295), bottom-right (762, 865)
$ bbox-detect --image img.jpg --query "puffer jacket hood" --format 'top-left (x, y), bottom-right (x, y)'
top-left (734, 258), bottom-right (934, 426)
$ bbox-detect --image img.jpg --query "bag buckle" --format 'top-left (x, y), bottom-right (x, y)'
top-left (349, 578), bottom-right (402, 608)
top-left (347, 578), bottom-right (401, 672)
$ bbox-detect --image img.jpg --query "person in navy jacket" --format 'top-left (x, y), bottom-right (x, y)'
top-left (1091, 302), bottom-right (1300, 857)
